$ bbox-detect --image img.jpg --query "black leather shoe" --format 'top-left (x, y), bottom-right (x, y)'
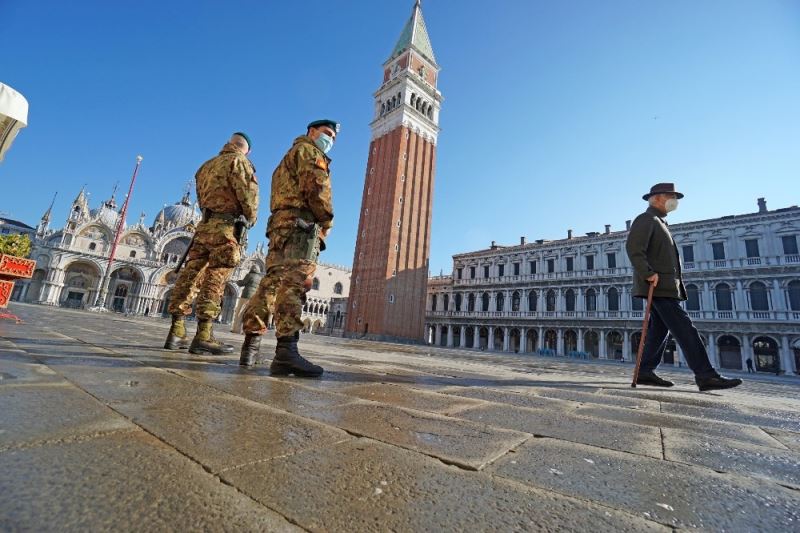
top-left (270, 334), bottom-right (323, 377)
top-left (239, 334), bottom-right (264, 367)
top-left (696, 375), bottom-right (742, 392)
top-left (636, 371), bottom-right (674, 387)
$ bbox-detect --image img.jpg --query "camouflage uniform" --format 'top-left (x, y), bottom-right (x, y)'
top-left (243, 135), bottom-right (333, 337)
top-left (168, 143), bottom-right (258, 321)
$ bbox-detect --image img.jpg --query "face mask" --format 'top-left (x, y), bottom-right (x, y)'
top-left (665, 198), bottom-right (679, 213)
top-left (314, 133), bottom-right (334, 154)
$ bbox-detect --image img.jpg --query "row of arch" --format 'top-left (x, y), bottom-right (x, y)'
top-left (425, 325), bottom-right (796, 373)
top-left (431, 281), bottom-right (800, 313)
top-left (378, 92), bottom-right (435, 120)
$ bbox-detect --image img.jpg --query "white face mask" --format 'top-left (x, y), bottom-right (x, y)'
top-left (664, 198), bottom-right (679, 213)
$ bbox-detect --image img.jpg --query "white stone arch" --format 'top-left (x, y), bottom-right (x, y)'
top-left (76, 222), bottom-right (113, 242)
top-left (154, 230), bottom-right (194, 257)
top-left (120, 229), bottom-right (155, 253)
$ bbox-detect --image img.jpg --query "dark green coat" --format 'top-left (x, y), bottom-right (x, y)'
top-left (625, 206), bottom-right (687, 300)
top-left (237, 271), bottom-right (263, 299)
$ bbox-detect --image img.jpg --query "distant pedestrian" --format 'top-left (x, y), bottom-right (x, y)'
top-left (626, 183), bottom-right (742, 392)
top-left (746, 358), bottom-right (754, 373)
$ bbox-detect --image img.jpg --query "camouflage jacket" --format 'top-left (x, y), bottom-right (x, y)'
top-left (195, 143), bottom-right (259, 225)
top-left (267, 136), bottom-right (334, 232)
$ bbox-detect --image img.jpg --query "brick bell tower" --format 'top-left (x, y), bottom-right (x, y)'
top-left (345, 0), bottom-right (442, 342)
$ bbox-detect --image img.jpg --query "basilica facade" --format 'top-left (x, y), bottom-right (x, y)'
top-left (425, 199), bottom-right (800, 376)
top-left (11, 187), bottom-right (349, 327)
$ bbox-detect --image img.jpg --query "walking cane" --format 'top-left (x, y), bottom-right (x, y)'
top-left (631, 281), bottom-right (656, 388)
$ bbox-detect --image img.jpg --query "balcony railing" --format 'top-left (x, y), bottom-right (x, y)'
top-left (426, 309), bottom-right (800, 322)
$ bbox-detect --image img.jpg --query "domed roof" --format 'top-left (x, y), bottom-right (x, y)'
top-left (90, 198), bottom-right (124, 230)
top-left (153, 191), bottom-right (200, 228)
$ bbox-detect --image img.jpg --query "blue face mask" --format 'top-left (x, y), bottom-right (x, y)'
top-left (314, 133), bottom-right (334, 154)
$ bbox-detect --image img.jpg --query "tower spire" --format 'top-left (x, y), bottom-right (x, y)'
top-left (390, 0), bottom-right (436, 63)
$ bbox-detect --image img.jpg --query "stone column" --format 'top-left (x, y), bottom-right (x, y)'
top-left (538, 327), bottom-right (544, 352)
top-left (489, 293), bottom-right (497, 312)
top-left (741, 334), bottom-right (751, 370)
top-left (675, 345), bottom-right (685, 367)
top-left (622, 330), bottom-right (630, 361)
top-left (459, 326), bottom-right (466, 348)
top-left (503, 327), bottom-right (510, 352)
top-left (520, 291), bottom-right (528, 312)
top-left (556, 329), bottom-right (563, 355)
top-left (707, 333), bottom-right (719, 369)
top-left (538, 292), bottom-right (545, 313)
top-left (599, 330), bottom-right (607, 359)
top-left (434, 324), bottom-right (442, 346)
top-left (473, 325), bottom-right (480, 349)
top-left (735, 281), bottom-right (746, 317)
top-left (781, 335), bottom-right (795, 375)
top-left (773, 280), bottom-right (785, 313)
top-left (702, 281), bottom-right (712, 317)
top-left (520, 328), bottom-right (527, 353)
top-left (577, 289), bottom-right (585, 313)
top-left (446, 326), bottom-right (454, 348)
top-left (577, 329), bottom-right (584, 352)
top-left (488, 327), bottom-right (495, 351)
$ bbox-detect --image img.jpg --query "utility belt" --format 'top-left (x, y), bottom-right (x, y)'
top-left (201, 209), bottom-right (240, 224)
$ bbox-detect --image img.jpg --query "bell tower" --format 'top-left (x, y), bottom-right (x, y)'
top-left (345, 0), bottom-right (442, 342)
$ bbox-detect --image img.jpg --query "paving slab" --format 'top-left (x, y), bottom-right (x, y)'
top-left (513, 386), bottom-right (663, 411)
top-left (339, 383), bottom-right (483, 415)
top-left (0, 353), bottom-right (67, 387)
top-left (765, 428), bottom-right (800, 453)
top-left (599, 387), bottom-right (724, 408)
top-left (660, 401), bottom-right (800, 433)
top-left (457, 403), bottom-right (663, 458)
top-left (303, 401), bottom-right (530, 470)
top-left (662, 427), bottom-right (800, 487)
top-left (0, 384), bottom-right (135, 449)
top-left (113, 394), bottom-right (351, 473)
top-left (574, 403), bottom-right (779, 447)
top-left (221, 438), bottom-right (668, 532)
top-left (440, 386), bottom-right (578, 412)
top-left (0, 430), bottom-right (300, 532)
top-left (489, 437), bottom-right (800, 530)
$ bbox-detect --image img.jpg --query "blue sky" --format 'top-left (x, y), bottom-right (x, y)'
top-left (2, 0), bottom-right (799, 274)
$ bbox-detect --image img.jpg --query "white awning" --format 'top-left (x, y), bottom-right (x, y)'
top-left (0, 82), bottom-right (29, 162)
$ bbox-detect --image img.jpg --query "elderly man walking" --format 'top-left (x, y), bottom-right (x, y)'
top-left (626, 183), bottom-right (742, 391)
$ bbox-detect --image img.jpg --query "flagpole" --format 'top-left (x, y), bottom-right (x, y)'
top-left (93, 155), bottom-right (143, 309)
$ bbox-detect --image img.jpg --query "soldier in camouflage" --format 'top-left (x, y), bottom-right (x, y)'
top-left (230, 265), bottom-right (264, 334)
top-left (163, 132), bottom-right (258, 355)
top-left (239, 120), bottom-right (337, 375)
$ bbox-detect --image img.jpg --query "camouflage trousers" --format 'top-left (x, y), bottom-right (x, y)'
top-left (168, 220), bottom-right (241, 321)
top-left (242, 227), bottom-right (317, 337)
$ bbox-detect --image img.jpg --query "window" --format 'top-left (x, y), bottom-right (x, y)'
top-left (547, 259), bottom-right (555, 273)
top-left (607, 287), bottom-right (619, 311)
top-left (129, 250), bottom-right (136, 258)
top-left (632, 295), bottom-right (643, 311)
top-left (529, 261), bottom-right (537, 274)
top-left (470, 266), bottom-right (476, 279)
top-left (745, 239), bottom-right (760, 258)
top-left (749, 282), bottom-right (769, 310)
top-left (528, 290), bottom-right (537, 311)
top-left (468, 294), bottom-right (475, 312)
top-left (443, 294), bottom-right (449, 310)
top-left (513, 262), bottom-right (520, 276)
top-left (682, 245), bottom-right (694, 263)
top-left (498, 264), bottom-right (504, 277)
top-left (565, 289), bottom-right (575, 311)
top-left (388, 294), bottom-right (395, 303)
top-left (88, 242), bottom-right (97, 251)
top-left (456, 268), bottom-right (463, 280)
top-left (312, 278), bottom-right (320, 290)
top-left (431, 294), bottom-right (437, 311)
top-left (546, 290), bottom-right (556, 312)
top-left (782, 235), bottom-right (798, 255)
top-left (481, 292), bottom-right (489, 311)
top-left (788, 281), bottom-right (800, 311)
top-left (334, 282), bottom-right (343, 295)
top-left (496, 292), bottom-right (504, 311)
top-left (686, 284), bottom-right (700, 311)
top-left (455, 293), bottom-right (462, 311)
top-left (712, 242), bottom-right (725, 260)
top-left (585, 255), bottom-right (594, 270)
top-left (586, 289), bottom-right (597, 311)
top-left (511, 291), bottom-right (520, 311)
top-left (483, 265), bottom-right (490, 278)
top-left (715, 283), bottom-right (733, 311)
top-left (607, 253), bottom-right (617, 268)
top-left (566, 257), bottom-right (574, 272)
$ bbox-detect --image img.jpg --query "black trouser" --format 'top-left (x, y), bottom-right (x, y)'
top-left (641, 297), bottom-right (716, 379)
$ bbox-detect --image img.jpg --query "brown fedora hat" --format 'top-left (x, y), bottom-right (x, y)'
top-left (643, 182), bottom-right (684, 201)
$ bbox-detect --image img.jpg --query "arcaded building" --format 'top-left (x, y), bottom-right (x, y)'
top-left (426, 199), bottom-right (800, 375)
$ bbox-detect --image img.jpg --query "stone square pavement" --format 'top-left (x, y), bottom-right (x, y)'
top-left (1, 303), bottom-right (799, 532)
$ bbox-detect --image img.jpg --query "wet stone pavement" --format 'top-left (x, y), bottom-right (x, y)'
top-left (1, 303), bottom-right (800, 532)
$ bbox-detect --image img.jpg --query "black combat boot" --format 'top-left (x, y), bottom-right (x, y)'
top-left (189, 320), bottom-right (235, 355)
top-left (270, 332), bottom-right (323, 377)
top-left (239, 334), bottom-right (264, 367)
top-left (163, 315), bottom-right (191, 350)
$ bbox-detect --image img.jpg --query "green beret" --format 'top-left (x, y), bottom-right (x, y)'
top-left (307, 119), bottom-right (340, 133)
top-left (233, 131), bottom-right (252, 150)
